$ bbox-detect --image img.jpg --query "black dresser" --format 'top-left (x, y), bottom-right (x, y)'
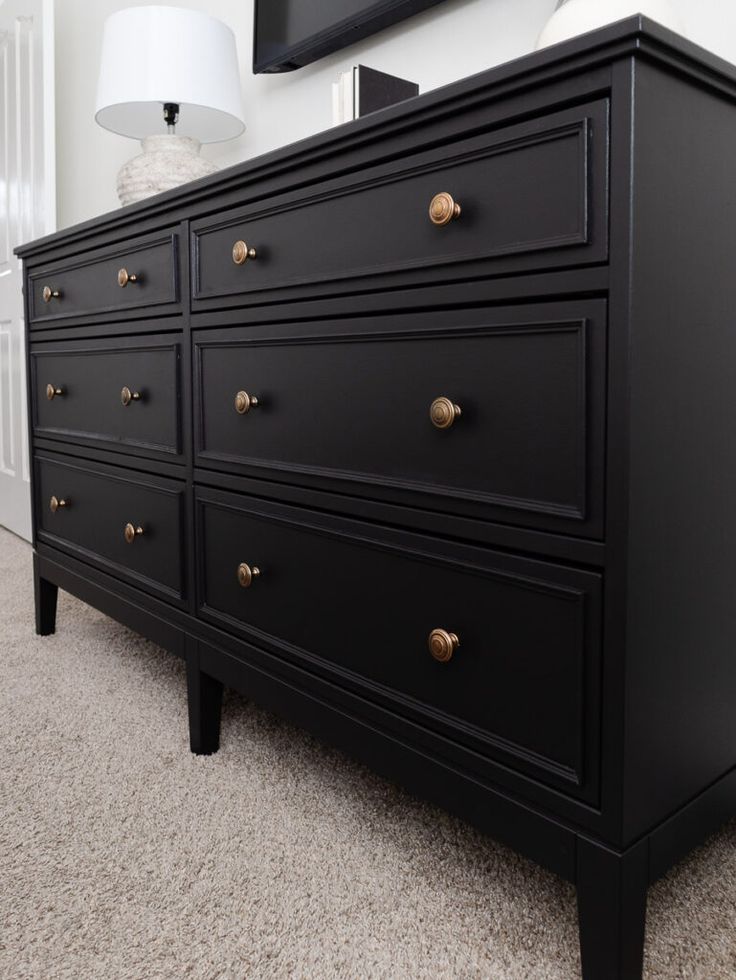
top-left (17, 18), bottom-right (736, 979)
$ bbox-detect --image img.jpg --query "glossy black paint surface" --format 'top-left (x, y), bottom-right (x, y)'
top-left (18, 20), bottom-right (736, 980)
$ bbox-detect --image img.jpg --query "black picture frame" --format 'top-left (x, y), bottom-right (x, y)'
top-left (253, 0), bottom-right (448, 74)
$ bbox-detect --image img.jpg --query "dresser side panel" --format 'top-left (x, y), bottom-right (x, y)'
top-left (622, 61), bottom-right (736, 842)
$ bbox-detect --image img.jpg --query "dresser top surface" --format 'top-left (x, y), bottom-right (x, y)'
top-left (17, 14), bottom-right (736, 261)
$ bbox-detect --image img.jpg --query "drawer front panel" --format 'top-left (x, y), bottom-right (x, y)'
top-left (193, 101), bottom-right (608, 306)
top-left (197, 490), bottom-right (602, 798)
top-left (195, 300), bottom-right (605, 536)
top-left (36, 456), bottom-right (185, 601)
top-left (32, 336), bottom-right (182, 458)
top-left (29, 232), bottom-right (180, 324)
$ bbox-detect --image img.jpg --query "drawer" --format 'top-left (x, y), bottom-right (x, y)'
top-left (195, 300), bottom-right (605, 537)
top-left (196, 489), bottom-right (602, 800)
top-left (192, 100), bottom-right (608, 307)
top-left (36, 455), bottom-right (186, 604)
top-left (31, 335), bottom-right (183, 461)
top-left (28, 230), bottom-right (180, 325)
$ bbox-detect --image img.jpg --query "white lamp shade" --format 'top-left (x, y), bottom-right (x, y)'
top-left (95, 6), bottom-right (245, 143)
top-left (536, 0), bottom-right (686, 50)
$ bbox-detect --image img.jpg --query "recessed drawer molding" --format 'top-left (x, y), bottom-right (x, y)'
top-left (195, 300), bottom-right (606, 537)
top-left (31, 336), bottom-right (182, 459)
top-left (28, 231), bottom-right (180, 324)
top-left (192, 100), bottom-right (608, 307)
top-left (36, 455), bottom-right (186, 602)
top-left (196, 488), bottom-right (602, 800)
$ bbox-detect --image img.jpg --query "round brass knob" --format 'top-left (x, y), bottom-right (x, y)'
top-left (117, 268), bottom-right (139, 287)
top-left (46, 384), bottom-right (65, 401)
top-left (429, 192), bottom-right (461, 226)
top-left (124, 523), bottom-right (144, 544)
top-left (234, 390), bottom-right (259, 415)
top-left (42, 286), bottom-right (61, 303)
top-left (232, 240), bottom-right (257, 265)
top-left (430, 397), bottom-right (462, 430)
top-left (237, 562), bottom-right (261, 588)
top-left (121, 386), bottom-right (141, 406)
top-left (428, 628), bottom-right (460, 663)
top-left (49, 496), bottom-right (69, 513)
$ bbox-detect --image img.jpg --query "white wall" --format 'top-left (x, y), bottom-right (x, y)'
top-left (54, 0), bottom-right (736, 230)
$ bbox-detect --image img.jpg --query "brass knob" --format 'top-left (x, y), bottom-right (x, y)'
top-left (46, 384), bottom-right (65, 401)
top-left (234, 390), bottom-right (259, 415)
top-left (430, 397), bottom-right (462, 430)
top-left (124, 523), bottom-right (144, 544)
top-left (117, 268), bottom-right (139, 287)
top-left (232, 240), bottom-right (257, 265)
top-left (237, 562), bottom-right (261, 588)
top-left (49, 496), bottom-right (69, 513)
top-left (428, 628), bottom-right (460, 663)
top-left (429, 192), bottom-right (461, 226)
top-left (121, 386), bottom-right (141, 406)
top-left (42, 286), bottom-right (61, 302)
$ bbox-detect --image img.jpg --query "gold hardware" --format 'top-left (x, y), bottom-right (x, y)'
top-left (237, 562), bottom-right (261, 588)
top-left (430, 396), bottom-right (462, 430)
top-left (234, 390), bottom-right (259, 415)
top-left (49, 496), bottom-right (69, 513)
top-left (117, 268), bottom-right (139, 287)
top-left (429, 192), bottom-right (461, 226)
top-left (428, 628), bottom-right (460, 663)
top-left (46, 384), bottom-right (65, 401)
top-left (124, 523), bottom-right (144, 544)
top-left (42, 286), bottom-right (61, 302)
top-left (121, 386), bottom-right (142, 406)
top-left (232, 240), bottom-right (257, 265)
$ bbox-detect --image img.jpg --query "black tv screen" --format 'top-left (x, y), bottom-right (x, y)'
top-left (253, 0), bottom-right (448, 73)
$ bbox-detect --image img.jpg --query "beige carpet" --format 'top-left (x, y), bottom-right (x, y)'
top-left (0, 527), bottom-right (734, 980)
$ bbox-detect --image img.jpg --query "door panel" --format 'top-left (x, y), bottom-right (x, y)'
top-left (0, 0), bottom-right (55, 540)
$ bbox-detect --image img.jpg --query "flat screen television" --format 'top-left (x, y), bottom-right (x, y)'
top-left (253, 0), bottom-right (448, 74)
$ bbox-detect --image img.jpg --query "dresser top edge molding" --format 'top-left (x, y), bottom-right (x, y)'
top-left (15, 15), bottom-right (736, 262)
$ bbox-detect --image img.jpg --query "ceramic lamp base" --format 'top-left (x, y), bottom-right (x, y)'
top-left (536, 0), bottom-right (686, 50)
top-left (116, 134), bottom-right (217, 206)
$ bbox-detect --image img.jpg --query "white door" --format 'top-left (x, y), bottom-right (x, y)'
top-left (0, 0), bottom-right (55, 541)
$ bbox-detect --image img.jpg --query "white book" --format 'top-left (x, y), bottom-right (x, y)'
top-left (332, 68), bottom-right (356, 126)
top-left (342, 68), bottom-right (355, 123)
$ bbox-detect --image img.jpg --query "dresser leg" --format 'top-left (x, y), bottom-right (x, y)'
top-left (186, 656), bottom-right (224, 755)
top-left (34, 558), bottom-right (58, 636)
top-left (576, 837), bottom-right (649, 980)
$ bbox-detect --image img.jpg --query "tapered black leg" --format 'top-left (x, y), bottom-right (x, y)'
top-left (576, 837), bottom-right (649, 980)
top-left (186, 653), bottom-right (224, 755)
top-left (34, 557), bottom-right (58, 636)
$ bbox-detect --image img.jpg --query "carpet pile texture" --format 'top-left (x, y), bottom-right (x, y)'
top-left (1, 528), bottom-right (734, 979)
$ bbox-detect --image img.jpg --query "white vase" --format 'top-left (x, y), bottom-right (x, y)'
top-left (536, 0), bottom-right (686, 50)
top-left (116, 134), bottom-right (218, 207)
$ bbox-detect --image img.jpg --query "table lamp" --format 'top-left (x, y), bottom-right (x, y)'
top-left (536, 0), bottom-right (685, 49)
top-left (95, 5), bottom-right (245, 206)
